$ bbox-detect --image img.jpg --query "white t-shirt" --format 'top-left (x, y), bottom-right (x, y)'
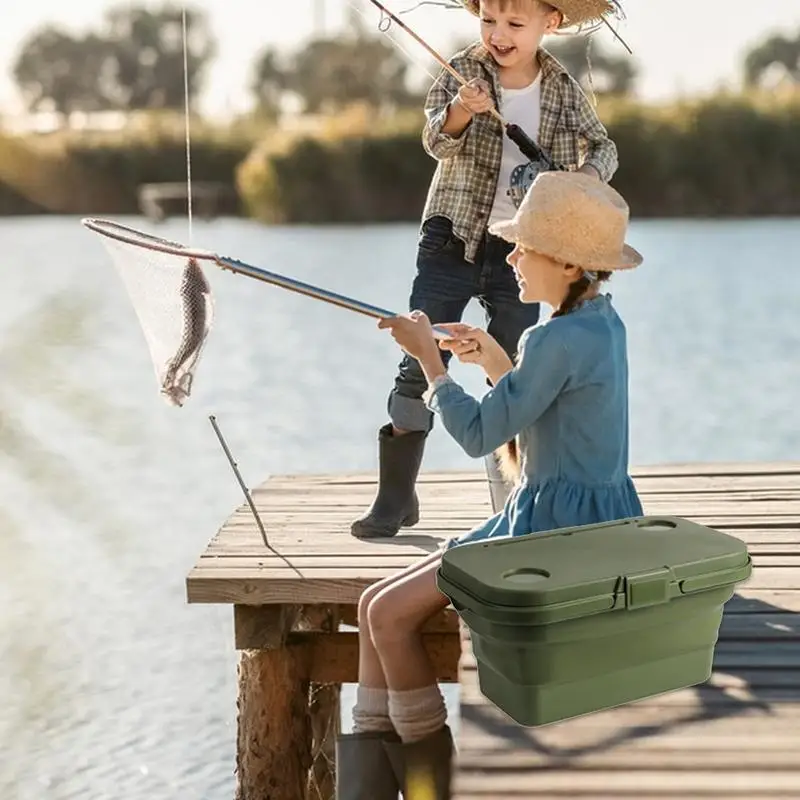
top-left (488, 72), bottom-right (542, 228)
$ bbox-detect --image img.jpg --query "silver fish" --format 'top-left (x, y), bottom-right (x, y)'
top-left (161, 257), bottom-right (213, 407)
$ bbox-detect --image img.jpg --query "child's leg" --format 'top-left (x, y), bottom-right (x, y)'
top-left (337, 550), bottom-right (447, 800)
top-left (478, 231), bottom-right (542, 509)
top-left (351, 216), bottom-right (479, 539)
top-left (366, 553), bottom-right (455, 798)
top-left (352, 550), bottom-right (445, 733)
top-left (367, 558), bottom-right (451, 739)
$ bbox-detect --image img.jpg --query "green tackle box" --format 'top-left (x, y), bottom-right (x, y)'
top-left (436, 516), bottom-right (752, 727)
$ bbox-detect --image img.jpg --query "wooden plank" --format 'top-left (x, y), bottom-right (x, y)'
top-left (259, 463), bottom-right (800, 485)
top-left (456, 749), bottom-right (800, 769)
top-left (189, 564), bottom-right (796, 583)
top-left (455, 701), bottom-right (800, 741)
top-left (458, 675), bottom-right (800, 708)
top-left (460, 642), bottom-right (800, 671)
top-left (230, 486), bottom-right (800, 511)
top-left (452, 771), bottom-right (800, 795)
top-left (229, 630), bottom-right (461, 682)
top-left (726, 590), bottom-right (800, 611)
top-left (193, 554), bottom-right (800, 571)
top-left (225, 508), bottom-right (800, 527)
top-left (202, 526), bottom-right (800, 556)
top-left (199, 546), bottom-right (798, 564)
top-left (628, 461), bottom-right (800, 477)
top-left (455, 612), bottom-right (800, 640)
top-left (246, 487), bottom-right (800, 504)
top-left (187, 570), bottom-right (800, 604)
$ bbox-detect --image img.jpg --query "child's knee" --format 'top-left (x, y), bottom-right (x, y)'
top-left (357, 584), bottom-right (381, 629)
top-left (366, 588), bottom-right (402, 643)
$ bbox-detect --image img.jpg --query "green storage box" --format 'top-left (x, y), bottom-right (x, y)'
top-left (437, 515), bottom-right (752, 727)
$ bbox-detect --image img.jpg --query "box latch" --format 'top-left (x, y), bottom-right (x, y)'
top-left (624, 567), bottom-right (673, 610)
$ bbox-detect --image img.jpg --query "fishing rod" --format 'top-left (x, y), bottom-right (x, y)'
top-left (81, 217), bottom-right (457, 340)
top-left (365, 0), bottom-right (563, 172)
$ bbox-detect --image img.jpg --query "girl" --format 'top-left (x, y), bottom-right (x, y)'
top-left (336, 170), bottom-right (644, 799)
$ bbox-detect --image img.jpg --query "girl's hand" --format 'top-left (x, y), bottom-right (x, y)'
top-left (378, 310), bottom-right (441, 363)
top-left (455, 78), bottom-right (494, 116)
top-left (437, 323), bottom-right (513, 380)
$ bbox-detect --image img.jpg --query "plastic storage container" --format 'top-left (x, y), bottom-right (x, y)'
top-left (437, 515), bottom-right (752, 727)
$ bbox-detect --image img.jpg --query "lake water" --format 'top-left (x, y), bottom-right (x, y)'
top-left (1, 215), bottom-right (797, 799)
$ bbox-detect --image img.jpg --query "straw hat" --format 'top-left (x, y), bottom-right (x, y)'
top-left (488, 171), bottom-right (643, 270)
top-left (460, 0), bottom-right (616, 29)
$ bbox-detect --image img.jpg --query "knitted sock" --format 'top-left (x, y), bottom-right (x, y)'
top-left (388, 684), bottom-right (448, 744)
top-left (352, 686), bottom-right (394, 734)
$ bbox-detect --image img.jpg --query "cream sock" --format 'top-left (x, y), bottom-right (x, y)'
top-left (352, 686), bottom-right (394, 733)
top-left (388, 684), bottom-right (448, 744)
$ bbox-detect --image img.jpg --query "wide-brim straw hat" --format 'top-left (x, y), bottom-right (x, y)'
top-left (460, 0), bottom-right (616, 30)
top-left (488, 171), bottom-right (643, 271)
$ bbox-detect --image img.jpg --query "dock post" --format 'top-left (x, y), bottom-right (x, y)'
top-left (307, 606), bottom-right (341, 800)
top-left (233, 604), bottom-right (342, 800)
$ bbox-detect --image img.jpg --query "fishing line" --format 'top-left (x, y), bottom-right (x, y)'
top-left (175, 7), bottom-right (298, 568)
top-left (181, 7), bottom-right (194, 244)
top-left (176, 4), bottom-right (238, 756)
top-left (348, 0), bottom-right (455, 95)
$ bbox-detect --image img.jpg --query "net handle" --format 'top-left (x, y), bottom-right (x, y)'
top-left (82, 218), bottom-right (453, 339)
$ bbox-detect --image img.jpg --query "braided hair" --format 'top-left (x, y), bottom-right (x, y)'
top-left (494, 268), bottom-right (612, 483)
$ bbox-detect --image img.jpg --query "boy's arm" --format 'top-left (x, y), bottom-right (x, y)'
top-left (422, 66), bottom-right (471, 160)
top-left (573, 87), bottom-right (618, 183)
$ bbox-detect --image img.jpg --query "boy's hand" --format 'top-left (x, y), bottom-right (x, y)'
top-left (455, 78), bottom-right (494, 116)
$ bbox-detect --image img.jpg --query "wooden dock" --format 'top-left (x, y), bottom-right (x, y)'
top-left (186, 461), bottom-right (800, 799)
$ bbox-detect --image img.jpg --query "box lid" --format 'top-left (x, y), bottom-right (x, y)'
top-left (438, 516), bottom-right (752, 618)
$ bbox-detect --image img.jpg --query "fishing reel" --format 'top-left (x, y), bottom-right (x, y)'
top-left (508, 158), bottom-right (547, 209)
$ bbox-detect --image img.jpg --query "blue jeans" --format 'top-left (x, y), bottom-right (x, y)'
top-left (387, 215), bottom-right (541, 432)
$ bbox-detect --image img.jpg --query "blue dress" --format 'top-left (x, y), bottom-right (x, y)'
top-left (425, 293), bottom-right (643, 549)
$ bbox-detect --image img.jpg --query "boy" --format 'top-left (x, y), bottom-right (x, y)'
top-left (351, 0), bottom-right (620, 539)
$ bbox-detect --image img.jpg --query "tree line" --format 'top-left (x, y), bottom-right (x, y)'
top-left (11, 1), bottom-right (800, 125)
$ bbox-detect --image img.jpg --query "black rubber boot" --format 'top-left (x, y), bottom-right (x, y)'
top-left (383, 725), bottom-right (455, 800)
top-left (335, 731), bottom-right (402, 800)
top-left (351, 423), bottom-right (427, 539)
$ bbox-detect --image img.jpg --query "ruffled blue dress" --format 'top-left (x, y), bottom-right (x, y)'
top-left (425, 294), bottom-right (643, 549)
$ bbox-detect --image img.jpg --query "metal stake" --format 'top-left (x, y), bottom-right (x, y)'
top-left (208, 414), bottom-right (269, 549)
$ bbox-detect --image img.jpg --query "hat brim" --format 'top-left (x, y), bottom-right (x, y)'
top-left (488, 219), bottom-right (644, 271)
top-left (460, 0), bottom-right (613, 29)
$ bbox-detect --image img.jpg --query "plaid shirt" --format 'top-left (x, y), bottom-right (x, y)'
top-left (420, 43), bottom-right (619, 264)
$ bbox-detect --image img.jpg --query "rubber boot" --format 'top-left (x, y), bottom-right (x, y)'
top-left (351, 423), bottom-right (427, 538)
top-left (383, 725), bottom-right (455, 800)
top-left (335, 731), bottom-right (403, 800)
top-left (484, 450), bottom-right (514, 514)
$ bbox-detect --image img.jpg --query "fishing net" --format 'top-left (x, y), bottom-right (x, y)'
top-left (83, 217), bottom-right (450, 408)
top-left (83, 218), bottom-right (216, 407)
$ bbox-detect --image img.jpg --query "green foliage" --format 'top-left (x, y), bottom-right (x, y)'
top-left (11, 2), bottom-right (215, 116)
top-left (0, 121), bottom-right (255, 215)
top-left (237, 91), bottom-right (800, 223)
top-left (743, 29), bottom-right (800, 87)
top-left (2, 92), bottom-right (799, 219)
top-left (545, 35), bottom-right (638, 96)
top-left (250, 32), bottom-right (424, 118)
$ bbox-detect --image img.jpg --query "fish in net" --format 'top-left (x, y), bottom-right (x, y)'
top-left (85, 219), bottom-right (215, 407)
top-left (82, 217), bottom-right (452, 406)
